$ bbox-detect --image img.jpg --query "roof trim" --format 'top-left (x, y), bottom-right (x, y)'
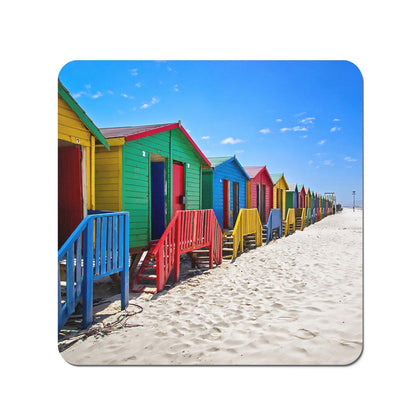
top-left (58, 80), bottom-right (110, 150)
top-left (124, 122), bottom-right (211, 167)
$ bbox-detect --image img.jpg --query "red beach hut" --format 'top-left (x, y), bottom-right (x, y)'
top-left (244, 166), bottom-right (274, 224)
top-left (298, 184), bottom-right (306, 208)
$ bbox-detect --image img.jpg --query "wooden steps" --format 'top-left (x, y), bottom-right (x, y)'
top-left (222, 230), bottom-right (234, 259)
top-left (130, 240), bottom-right (159, 294)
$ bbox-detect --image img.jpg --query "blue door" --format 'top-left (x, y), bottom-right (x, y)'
top-left (151, 161), bottom-right (166, 240)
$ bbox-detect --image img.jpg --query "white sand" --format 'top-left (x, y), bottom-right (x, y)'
top-left (61, 207), bottom-right (362, 365)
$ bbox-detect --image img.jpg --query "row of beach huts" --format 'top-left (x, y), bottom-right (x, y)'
top-left (58, 80), bottom-right (340, 330)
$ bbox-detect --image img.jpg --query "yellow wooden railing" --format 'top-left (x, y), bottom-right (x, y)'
top-left (231, 208), bottom-right (262, 259)
top-left (285, 208), bottom-right (296, 236)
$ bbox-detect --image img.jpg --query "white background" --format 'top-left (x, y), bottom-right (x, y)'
top-left (1, 1), bottom-right (414, 414)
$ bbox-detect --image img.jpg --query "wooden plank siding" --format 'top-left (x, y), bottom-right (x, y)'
top-left (95, 145), bottom-right (122, 212)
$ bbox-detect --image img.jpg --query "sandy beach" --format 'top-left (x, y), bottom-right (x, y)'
top-left (60, 207), bottom-right (362, 365)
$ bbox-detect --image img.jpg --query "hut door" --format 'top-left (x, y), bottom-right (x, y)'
top-left (223, 180), bottom-right (230, 229)
top-left (172, 162), bottom-right (184, 217)
top-left (256, 184), bottom-right (260, 213)
top-left (151, 161), bottom-right (166, 240)
top-left (58, 145), bottom-right (83, 248)
top-left (232, 182), bottom-right (239, 227)
top-left (262, 184), bottom-right (266, 222)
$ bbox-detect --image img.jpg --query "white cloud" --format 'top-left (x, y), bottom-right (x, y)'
top-left (259, 128), bottom-right (270, 134)
top-left (201, 136), bottom-right (210, 140)
top-left (73, 91), bottom-right (85, 98)
top-left (121, 93), bottom-right (134, 99)
top-left (107, 90), bottom-right (114, 95)
top-left (344, 156), bottom-right (357, 162)
top-left (275, 118), bottom-right (282, 122)
top-left (330, 126), bottom-right (341, 132)
top-left (323, 160), bottom-right (334, 166)
top-left (91, 91), bottom-right (103, 99)
top-left (221, 137), bottom-right (244, 145)
top-left (130, 68), bottom-right (138, 76)
top-left (173, 84), bottom-right (179, 92)
top-left (300, 117), bottom-right (315, 124)
top-left (317, 140), bottom-right (325, 145)
top-left (280, 126), bottom-right (307, 132)
top-left (301, 135), bottom-right (308, 139)
top-left (308, 160), bottom-right (313, 165)
top-left (135, 82), bottom-right (141, 88)
top-left (140, 97), bottom-right (159, 109)
top-left (333, 118), bottom-right (341, 122)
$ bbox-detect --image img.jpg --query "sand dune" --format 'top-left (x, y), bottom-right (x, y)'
top-left (61, 207), bottom-right (362, 365)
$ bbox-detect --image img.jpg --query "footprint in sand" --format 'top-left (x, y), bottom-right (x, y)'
top-left (294, 328), bottom-right (318, 339)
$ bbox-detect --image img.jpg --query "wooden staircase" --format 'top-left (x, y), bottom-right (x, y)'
top-left (262, 225), bottom-right (268, 243)
top-left (187, 248), bottom-right (213, 269)
top-left (222, 230), bottom-right (234, 260)
top-left (130, 240), bottom-right (159, 294)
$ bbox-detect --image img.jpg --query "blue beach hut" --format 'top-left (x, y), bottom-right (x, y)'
top-left (202, 155), bottom-right (250, 230)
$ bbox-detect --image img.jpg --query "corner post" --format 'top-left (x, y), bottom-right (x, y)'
top-left (120, 213), bottom-right (129, 310)
top-left (82, 219), bottom-right (94, 329)
top-left (174, 214), bottom-right (181, 282)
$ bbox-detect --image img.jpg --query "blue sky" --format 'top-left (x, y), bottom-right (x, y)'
top-left (59, 60), bottom-right (362, 206)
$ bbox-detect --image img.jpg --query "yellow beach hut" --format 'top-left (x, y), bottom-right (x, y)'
top-left (270, 173), bottom-right (289, 220)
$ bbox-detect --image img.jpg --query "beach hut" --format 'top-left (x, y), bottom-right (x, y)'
top-left (298, 184), bottom-right (306, 208)
top-left (271, 173), bottom-right (289, 220)
top-left (95, 121), bottom-right (212, 275)
top-left (310, 190), bottom-right (316, 223)
top-left (285, 184), bottom-right (298, 216)
top-left (304, 187), bottom-right (311, 209)
top-left (244, 166), bottom-right (274, 224)
top-left (58, 80), bottom-right (110, 247)
top-left (201, 155), bottom-right (250, 230)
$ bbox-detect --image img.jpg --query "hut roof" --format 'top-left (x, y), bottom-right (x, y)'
top-left (58, 80), bottom-right (110, 150)
top-left (208, 156), bottom-right (234, 167)
top-left (270, 173), bottom-right (289, 189)
top-left (100, 122), bottom-right (211, 167)
top-left (244, 166), bottom-right (274, 185)
top-left (288, 184), bottom-right (298, 192)
top-left (208, 156), bottom-right (250, 179)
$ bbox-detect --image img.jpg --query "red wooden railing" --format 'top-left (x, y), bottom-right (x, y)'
top-left (152, 209), bottom-right (222, 292)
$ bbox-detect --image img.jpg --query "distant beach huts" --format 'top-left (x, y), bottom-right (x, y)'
top-left (202, 155), bottom-right (249, 230)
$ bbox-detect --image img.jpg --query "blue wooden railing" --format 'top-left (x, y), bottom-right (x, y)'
top-left (58, 211), bottom-right (129, 331)
top-left (312, 208), bottom-right (316, 223)
top-left (265, 209), bottom-right (283, 243)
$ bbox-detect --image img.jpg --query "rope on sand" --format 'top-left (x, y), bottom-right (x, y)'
top-left (58, 302), bottom-right (144, 352)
